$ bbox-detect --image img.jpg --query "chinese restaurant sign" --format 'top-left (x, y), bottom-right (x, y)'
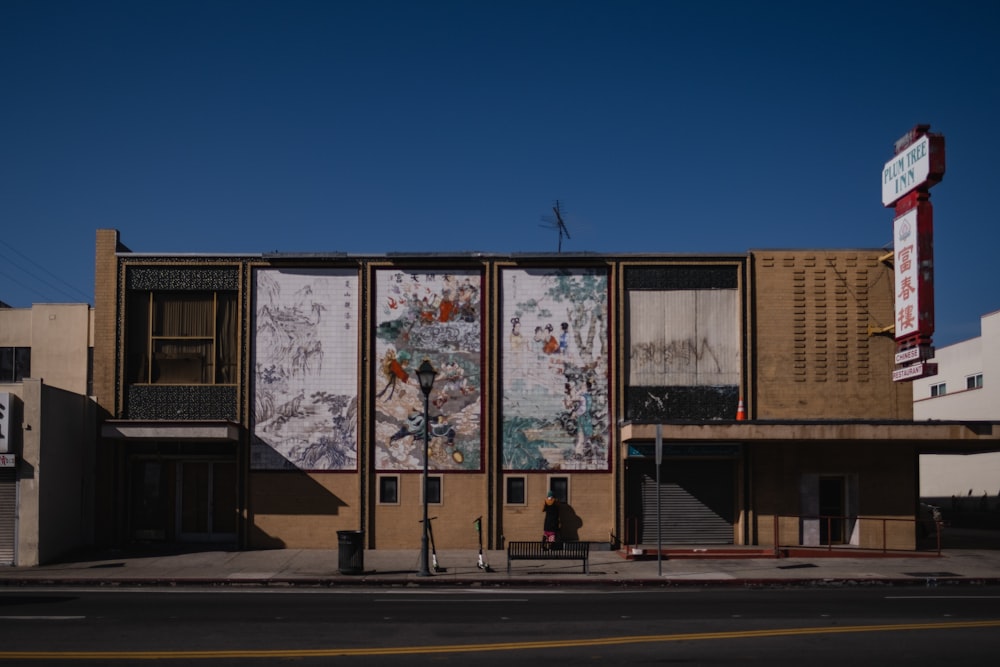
top-left (881, 133), bottom-right (945, 207)
top-left (884, 125), bottom-right (944, 382)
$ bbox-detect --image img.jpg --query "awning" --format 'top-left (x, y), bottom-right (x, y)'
top-left (101, 420), bottom-right (241, 443)
top-left (620, 420), bottom-right (1000, 454)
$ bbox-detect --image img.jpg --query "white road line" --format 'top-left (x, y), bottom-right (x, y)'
top-left (0, 616), bottom-right (87, 621)
top-left (885, 595), bottom-right (1000, 599)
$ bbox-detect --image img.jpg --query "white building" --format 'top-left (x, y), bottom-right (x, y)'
top-left (914, 310), bottom-right (1000, 501)
top-left (0, 303), bottom-right (96, 565)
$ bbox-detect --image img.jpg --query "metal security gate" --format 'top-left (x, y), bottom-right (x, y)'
top-left (640, 460), bottom-right (735, 544)
top-left (0, 467), bottom-right (16, 564)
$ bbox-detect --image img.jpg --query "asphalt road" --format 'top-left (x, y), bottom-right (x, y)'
top-left (0, 586), bottom-right (998, 665)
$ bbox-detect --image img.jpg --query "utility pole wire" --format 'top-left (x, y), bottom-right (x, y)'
top-left (0, 239), bottom-right (92, 303)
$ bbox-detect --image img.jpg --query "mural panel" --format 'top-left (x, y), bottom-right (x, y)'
top-left (252, 269), bottom-right (359, 470)
top-left (501, 268), bottom-right (610, 471)
top-left (626, 288), bottom-right (741, 421)
top-left (374, 270), bottom-right (482, 471)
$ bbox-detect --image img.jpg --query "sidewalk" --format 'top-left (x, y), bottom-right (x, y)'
top-left (3, 537), bottom-right (1000, 588)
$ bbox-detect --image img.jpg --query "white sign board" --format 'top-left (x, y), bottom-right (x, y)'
top-left (894, 345), bottom-right (933, 365)
top-left (892, 362), bottom-right (937, 382)
top-left (0, 392), bottom-right (9, 454)
top-left (882, 135), bottom-right (931, 206)
top-left (893, 209), bottom-right (921, 339)
top-left (0, 454), bottom-right (14, 468)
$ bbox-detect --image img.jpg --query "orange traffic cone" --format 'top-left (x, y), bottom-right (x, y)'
top-left (736, 399), bottom-right (746, 421)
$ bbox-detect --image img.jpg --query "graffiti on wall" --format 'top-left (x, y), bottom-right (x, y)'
top-left (251, 269), bottom-right (359, 470)
top-left (501, 268), bottom-right (609, 471)
top-left (629, 338), bottom-right (726, 376)
top-left (626, 289), bottom-right (740, 420)
top-left (374, 270), bottom-right (482, 471)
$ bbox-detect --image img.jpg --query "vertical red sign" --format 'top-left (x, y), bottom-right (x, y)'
top-left (883, 125), bottom-right (944, 381)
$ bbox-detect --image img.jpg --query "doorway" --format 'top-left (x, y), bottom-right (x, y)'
top-left (178, 461), bottom-right (237, 542)
top-left (128, 458), bottom-right (236, 544)
top-left (818, 476), bottom-right (846, 544)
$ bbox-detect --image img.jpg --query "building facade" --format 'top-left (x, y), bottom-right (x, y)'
top-left (0, 302), bottom-right (96, 565)
top-left (92, 230), bottom-right (1000, 554)
top-left (913, 310), bottom-right (1000, 504)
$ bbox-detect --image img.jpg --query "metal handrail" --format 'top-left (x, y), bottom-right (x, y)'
top-left (771, 514), bottom-right (942, 556)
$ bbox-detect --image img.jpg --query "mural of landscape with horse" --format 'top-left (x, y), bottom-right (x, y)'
top-left (251, 268), bottom-right (359, 470)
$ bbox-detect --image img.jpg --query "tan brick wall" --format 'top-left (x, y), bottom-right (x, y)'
top-left (93, 230), bottom-right (121, 547)
top-left (500, 474), bottom-right (614, 544)
top-left (93, 229), bottom-right (121, 415)
top-left (372, 474), bottom-right (489, 549)
top-left (752, 250), bottom-right (912, 419)
top-left (247, 472), bottom-right (361, 549)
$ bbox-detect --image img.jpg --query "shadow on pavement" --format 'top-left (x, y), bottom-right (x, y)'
top-left (939, 527), bottom-right (1000, 550)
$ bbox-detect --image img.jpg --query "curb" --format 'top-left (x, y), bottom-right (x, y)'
top-left (3, 576), bottom-right (999, 589)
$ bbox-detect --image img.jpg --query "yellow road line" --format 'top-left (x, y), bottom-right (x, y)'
top-left (2, 620), bottom-right (999, 660)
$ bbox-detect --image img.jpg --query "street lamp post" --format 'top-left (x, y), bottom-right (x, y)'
top-left (415, 358), bottom-right (437, 577)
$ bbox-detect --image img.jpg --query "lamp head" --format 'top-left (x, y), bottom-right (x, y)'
top-left (416, 358), bottom-right (437, 396)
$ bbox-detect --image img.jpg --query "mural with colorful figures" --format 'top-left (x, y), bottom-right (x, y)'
top-left (374, 270), bottom-right (482, 471)
top-left (252, 268), bottom-right (359, 470)
top-left (502, 268), bottom-right (610, 471)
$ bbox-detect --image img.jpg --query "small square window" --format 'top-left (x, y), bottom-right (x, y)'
top-left (426, 476), bottom-right (442, 505)
top-left (547, 476), bottom-right (569, 503)
top-left (930, 383), bottom-right (946, 397)
top-left (378, 476), bottom-right (399, 504)
top-left (967, 374), bottom-right (983, 390)
top-left (505, 476), bottom-right (526, 505)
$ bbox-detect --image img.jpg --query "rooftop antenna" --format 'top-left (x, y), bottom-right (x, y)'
top-left (540, 200), bottom-right (572, 253)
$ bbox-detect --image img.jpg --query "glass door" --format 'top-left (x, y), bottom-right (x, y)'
top-left (177, 461), bottom-right (237, 542)
top-left (129, 459), bottom-right (170, 541)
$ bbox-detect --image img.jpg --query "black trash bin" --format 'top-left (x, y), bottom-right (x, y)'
top-left (337, 530), bottom-right (364, 575)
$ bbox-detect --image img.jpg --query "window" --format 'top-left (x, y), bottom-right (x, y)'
top-left (378, 475), bottom-right (399, 504)
top-left (505, 476), bottom-right (526, 505)
top-left (967, 373), bottom-right (983, 390)
top-left (425, 476), bottom-right (442, 504)
top-left (126, 291), bottom-right (238, 385)
top-left (547, 476), bottom-right (569, 503)
top-left (0, 347), bottom-right (30, 383)
top-left (930, 383), bottom-right (946, 397)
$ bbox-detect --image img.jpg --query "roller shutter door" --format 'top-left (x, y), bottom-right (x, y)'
top-left (640, 460), bottom-right (734, 544)
top-left (0, 467), bottom-right (16, 564)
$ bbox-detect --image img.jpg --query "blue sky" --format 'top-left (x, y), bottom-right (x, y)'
top-left (2, 0), bottom-right (998, 346)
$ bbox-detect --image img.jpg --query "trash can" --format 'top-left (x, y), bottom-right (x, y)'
top-left (337, 530), bottom-right (364, 575)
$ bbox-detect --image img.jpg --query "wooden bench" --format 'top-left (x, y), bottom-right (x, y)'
top-left (506, 541), bottom-right (591, 574)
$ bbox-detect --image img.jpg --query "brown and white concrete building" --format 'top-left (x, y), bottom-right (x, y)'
top-left (90, 229), bottom-right (1000, 555)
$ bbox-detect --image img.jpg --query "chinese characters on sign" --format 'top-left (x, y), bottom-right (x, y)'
top-left (893, 209), bottom-right (920, 339)
top-left (883, 126), bottom-right (944, 382)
